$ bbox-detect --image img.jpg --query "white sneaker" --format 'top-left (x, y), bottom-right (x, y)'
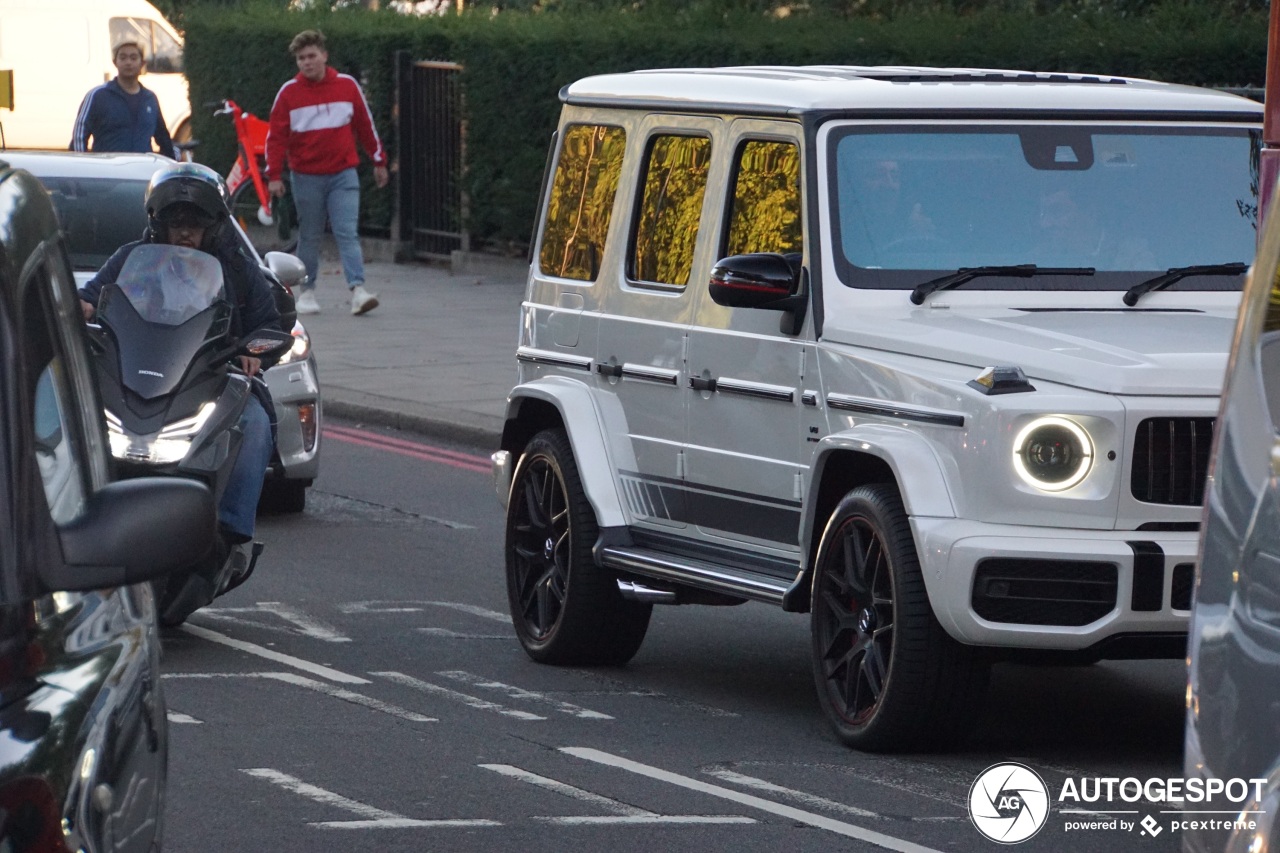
top-left (295, 291), bottom-right (320, 315)
top-left (351, 285), bottom-right (379, 316)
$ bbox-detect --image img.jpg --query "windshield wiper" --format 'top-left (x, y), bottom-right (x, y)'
top-left (1122, 263), bottom-right (1247, 307)
top-left (910, 265), bottom-right (1096, 305)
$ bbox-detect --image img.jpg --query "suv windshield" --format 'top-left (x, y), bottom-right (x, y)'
top-left (41, 175), bottom-right (147, 271)
top-left (829, 124), bottom-right (1259, 293)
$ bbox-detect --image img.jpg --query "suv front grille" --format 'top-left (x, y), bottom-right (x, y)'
top-left (1131, 418), bottom-right (1214, 506)
top-left (972, 559), bottom-right (1118, 626)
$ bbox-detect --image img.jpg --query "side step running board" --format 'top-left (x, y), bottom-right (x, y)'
top-left (600, 546), bottom-right (791, 605)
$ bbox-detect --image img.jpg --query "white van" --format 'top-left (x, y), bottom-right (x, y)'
top-left (0, 0), bottom-right (190, 150)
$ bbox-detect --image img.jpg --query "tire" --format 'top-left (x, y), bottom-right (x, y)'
top-left (505, 428), bottom-right (651, 665)
top-left (230, 178), bottom-right (298, 255)
top-left (810, 483), bottom-right (989, 751)
top-left (258, 479), bottom-right (307, 514)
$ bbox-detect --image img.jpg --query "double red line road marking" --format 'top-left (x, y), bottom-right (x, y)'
top-left (324, 425), bottom-right (491, 474)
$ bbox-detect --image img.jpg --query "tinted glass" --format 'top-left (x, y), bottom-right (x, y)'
top-left (830, 125), bottom-right (1259, 291)
top-left (22, 268), bottom-right (87, 525)
top-left (149, 22), bottom-right (183, 74)
top-left (538, 124), bottom-right (625, 281)
top-left (632, 135), bottom-right (711, 287)
top-left (725, 140), bottom-right (802, 257)
top-left (41, 176), bottom-right (147, 272)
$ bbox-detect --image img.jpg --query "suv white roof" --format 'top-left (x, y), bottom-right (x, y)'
top-left (563, 66), bottom-right (1261, 119)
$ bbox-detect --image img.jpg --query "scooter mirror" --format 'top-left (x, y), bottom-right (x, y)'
top-left (242, 329), bottom-right (294, 357)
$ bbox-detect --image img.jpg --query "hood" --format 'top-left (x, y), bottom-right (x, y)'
top-left (832, 308), bottom-right (1236, 395)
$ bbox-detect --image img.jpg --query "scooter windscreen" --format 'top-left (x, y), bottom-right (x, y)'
top-left (98, 244), bottom-right (230, 400)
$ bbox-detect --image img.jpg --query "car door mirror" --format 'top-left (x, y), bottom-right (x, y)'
top-left (709, 253), bottom-right (799, 308)
top-left (709, 252), bottom-right (807, 336)
top-left (264, 252), bottom-right (307, 291)
top-left (49, 478), bottom-right (215, 591)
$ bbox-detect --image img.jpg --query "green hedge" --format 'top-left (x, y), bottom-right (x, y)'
top-left (182, 3), bottom-right (1268, 250)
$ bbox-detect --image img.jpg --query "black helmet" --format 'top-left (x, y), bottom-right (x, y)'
top-left (145, 163), bottom-right (230, 247)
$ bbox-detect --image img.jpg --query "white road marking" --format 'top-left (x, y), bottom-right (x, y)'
top-left (315, 817), bottom-right (500, 829)
top-left (417, 628), bottom-right (513, 639)
top-left (166, 712), bottom-right (202, 724)
top-left (480, 764), bottom-right (756, 826)
top-left (373, 671), bottom-right (544, 720)
top-left (243, 768), bottom-right (498, 830)
top-left (707, 770), bottom-right (881, 819)
top-left (563, 671), bottom-right (739, 717)
top-left (807, 759), bottom-right (970, 810)
top-left (563, 748), bottom-right (947, 853)
top-left (197, 603), bottom-right (350, 642)
top-left (261, 672), bottom-right (436, 722)
top-left (162, 671), bottom-right (435, 722)
top-left (537, 815), bottom-right (756, 825)
top-left (180, 624), bottom-right (368, 684)
top-left (340, 600), bottom-right (509, 622)
top-left (256, 602), bottom-right (351, 642)
top-left (438, 671), bottom-right (612, 719)
top-left (480, 764), bottom-right (653, 815)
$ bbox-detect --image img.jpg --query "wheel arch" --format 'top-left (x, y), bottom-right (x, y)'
top-left (499, 381), bottom-right (627, 529)
top-left (783, 425), bottom-right (957, 612)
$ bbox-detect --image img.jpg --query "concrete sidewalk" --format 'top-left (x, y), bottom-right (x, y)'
top-left (299, 252), bottom-right (528, 448)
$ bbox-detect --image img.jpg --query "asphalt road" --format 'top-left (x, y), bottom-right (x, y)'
top-left (157, 419), bottom-right (1189, 852)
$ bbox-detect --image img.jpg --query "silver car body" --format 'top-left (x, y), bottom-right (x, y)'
top-left (0, 150), bottom-right (322, 493)
top-left (500, 67), bottom-right (1261, 651)
top-left (1184, 176), bottom-right (1280, 850)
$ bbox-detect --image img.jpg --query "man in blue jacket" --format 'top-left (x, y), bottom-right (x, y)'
top-left (71, 39), bottom-right (176, 158)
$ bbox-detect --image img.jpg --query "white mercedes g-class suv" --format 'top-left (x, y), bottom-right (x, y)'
top-left (492, 66), bottom-right (1261, 751)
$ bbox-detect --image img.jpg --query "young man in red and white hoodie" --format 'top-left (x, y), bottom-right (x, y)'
top-left (266, 29), bottom-right (389, 316)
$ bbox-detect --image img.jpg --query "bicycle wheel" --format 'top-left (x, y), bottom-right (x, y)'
top-left (229, 179), bottom-right (298, 255)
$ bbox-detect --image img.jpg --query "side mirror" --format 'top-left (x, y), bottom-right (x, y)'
top-left (240, 328), bottom-right (295, 358)
top-left (264, 252), bottom-right (307, 290)
top-left (213, 327), bottom-right (295, 364)
top-left (49, 478), bottom-right (215, 591)
top-left (709, 253), bottom-right (798, 308)
top-left (708, 252), bottom-right (807, 335)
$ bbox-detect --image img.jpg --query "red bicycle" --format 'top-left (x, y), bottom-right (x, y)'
top-left (216, 99), bottom-right (298, 254)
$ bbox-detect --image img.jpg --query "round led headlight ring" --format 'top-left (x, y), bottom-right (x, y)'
top-left (1012, 416), bottom-right (1093, 492)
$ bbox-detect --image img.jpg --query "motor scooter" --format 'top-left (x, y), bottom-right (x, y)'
top-left (86, 243), bottom-right (292, 626)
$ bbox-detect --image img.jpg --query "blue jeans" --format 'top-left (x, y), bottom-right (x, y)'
top-left (218, 396), bottom-right (272, 542)
top-left (291, 168), bottom-right (364, 292)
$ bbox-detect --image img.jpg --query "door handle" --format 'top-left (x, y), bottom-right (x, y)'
top-left (689, 375), bottom-right (717, 392)
top-left (596, 362), bottom-right (623, 378)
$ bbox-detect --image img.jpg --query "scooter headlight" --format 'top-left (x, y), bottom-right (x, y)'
top-left (275, 321), bottom-right (311, 366)
top-left (1012, 416), bottom-right (1094, 492)
top-left (105, 403), bottom-right (217, 465)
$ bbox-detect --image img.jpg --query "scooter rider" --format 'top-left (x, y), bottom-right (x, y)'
top-left (80, 162), bottom-right (282, 551)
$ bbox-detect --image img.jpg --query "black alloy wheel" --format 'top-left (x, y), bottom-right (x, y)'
top-left (811, 483), bottom-right (988, 751)
top-left (505, 428), bottom-right (650, 665)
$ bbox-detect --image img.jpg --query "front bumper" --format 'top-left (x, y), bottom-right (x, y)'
top-left (912, 516), bottom-right (1197, 649)
top-left (262, 353), bottom-right (321, 482)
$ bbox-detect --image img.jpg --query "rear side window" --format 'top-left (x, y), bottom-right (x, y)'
top-left (724, 140), bottom-right (802, 257)
top-left (631, 134), bottom-right (712, 288)
top-left (539, 124), bottom-right (626, 281)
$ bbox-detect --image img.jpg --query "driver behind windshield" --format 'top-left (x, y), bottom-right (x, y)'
top-left (79, 162), bottom-right (282, 557)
